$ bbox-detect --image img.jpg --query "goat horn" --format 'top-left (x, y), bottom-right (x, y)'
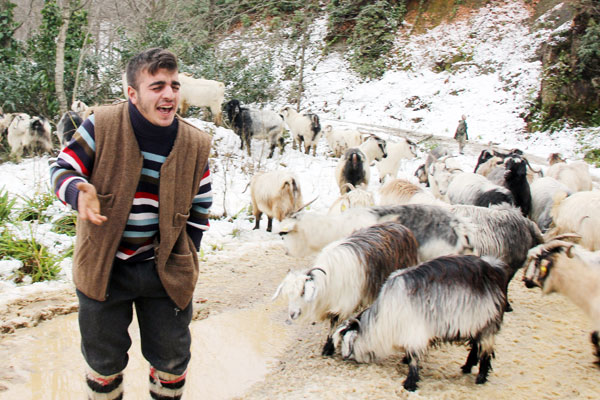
top-left (295, 196), bottom-right (318, 213)
top-left (547, 233), bottom-right (582, 243)
top-left (522, 157), bottom-right (542, 174)
top-left (341, 183), bottom-right (356, 192)
top-left (307, 267), bottom-right (326, 276)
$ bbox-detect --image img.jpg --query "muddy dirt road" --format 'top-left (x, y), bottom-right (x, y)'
top-left (0, 236), bottom-right (599, 399)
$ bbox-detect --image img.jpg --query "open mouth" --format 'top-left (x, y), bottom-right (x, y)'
top-left (157, 105), bottom-right (173, 115)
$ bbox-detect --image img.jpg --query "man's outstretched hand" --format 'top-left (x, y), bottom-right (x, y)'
top-left (76, 182), bottom-right (108, 226)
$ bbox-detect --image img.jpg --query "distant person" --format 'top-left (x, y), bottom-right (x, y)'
top-left (50, 48), bottom-right (212, 399)
top-left (454, 114), bottom-right (468, 154)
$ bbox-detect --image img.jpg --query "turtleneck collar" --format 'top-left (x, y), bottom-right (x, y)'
top-left (128, 100), bottom-right (178, 141)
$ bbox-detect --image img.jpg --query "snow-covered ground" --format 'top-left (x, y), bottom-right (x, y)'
top-left (0, 1), bottom-right (598, 309)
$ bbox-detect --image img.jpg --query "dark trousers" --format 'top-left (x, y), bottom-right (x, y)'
top-left (77, 259), bottom-right (193, 376)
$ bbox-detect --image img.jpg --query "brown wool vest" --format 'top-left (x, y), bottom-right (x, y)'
top-left (72, 102), bottom-right (212, 309)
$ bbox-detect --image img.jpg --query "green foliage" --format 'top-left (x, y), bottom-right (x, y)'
top-left (0, 228), bottom-right (62, 283)
top-left (51, 212), bottom-right (77, 236)
top-left (0, 1), bottom-right (21, 64)
top-left (584, 147), bottom-right (600, 167)
top-left (17, 191), bottom-right (56, 222)
top-left (0, 187), bottom-right (16, 224)
top-left (577, 18), bottom-right (600, 77)
top-left (326, 0), bottom-right (407, 79)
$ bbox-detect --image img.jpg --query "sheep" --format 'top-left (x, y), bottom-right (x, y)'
top-left (414, 146), bottom-right (450, 186)
top-left (529, 177), bottom-right (572, 233)
top-left (427, 156), bottom-right (464, 201)
top-left (177, 73), bottom-right (225, 125)
top-left (250, 170), bottom-right (303, 232)
top-left (545, 191), bottom-right (600, 251)
top-left (486, 155), bottom-right (532, 216)
top-left (279, 204), bottom-right (473, 263)
top-left (446, 172), bottom-right (515, 208)
top-left (375, 138), bottom-right (417, 183)
top-left (523, 236), bottom-right (600, 365)
top-left (378, 178), bottom-right (445, 207)
top-left (328, 184), bottom-right (375, 214)
top-left (7, 113), bottom-right (53, 159)
top-left (224, 99), bottom-right (285, 158)
top-left (333, 254), bottom-right (509, 391)
top-left (56, 110), bottom-right (83, 146)
top-left (450, 203), bottom-right (544, 309)
top-left (335, 135), bottom-right (387, 194)
top-left (280, 106), bottom-right (322, 155)
top-left (272, 221), bottom-right (419, 356)
top-left (545, 153), bottom-right (593, 193)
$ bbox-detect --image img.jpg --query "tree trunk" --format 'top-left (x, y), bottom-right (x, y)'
top-left (55, 1), bottom-right (71, 116)
top-left (295, 9), bottom-right (311, 111)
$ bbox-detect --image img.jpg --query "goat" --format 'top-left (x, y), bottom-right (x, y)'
top-left (224, 99), bottom-right (285, 158)
top-left (474, 149), bottom-right (504, 176)
top-left (427, 155), bottom-right (463, 201)
top-left (476, 148), bottom-right (541, 183)
top-left (545, 153), bottom-right (593, 193)
top-left (177, 73), bottom-right (225, 125)
top-left (333, 254), bottom-right (508, 391)
top-left (272, 221), bottom-right (419, 356)
top-left (279, 204), bottom-right (473, 263)
top-left (523, 236), bottom-right (600, 365)
top-left (323, 125), bottom-right (363, 157)
top-left (414, 146), bottom-right (450, 186)
top-left (545, 191), bottom-right (600, 251)
top-left (56, 110), bottom-right (83, 146)
top-left (375, 138), bottom-right (417, 183)
top-left (7, 113), bottom-right (53, 159)
top-left (328, 184), bottom-right (374, 214)
top-left (71, 100), bottom-right (89, 114)
top-left (451, 204), bottom-right (544, 310)
top-left (335, 135), bottom-right (387, 194)
top-left (0, 112), bottom-right (15, 136)
top-left (280, 106), bottom-right (322, 155)
top-left (529, 177), bottom-right (572, 233)
top-left (486, 155), bottom-right (532, 216)
top-left (447, 172), bottom-right (515, 208)
top-left (250, 170), bottom-right (303, 232)
top-left (378, 178), bottom-right (445, 207)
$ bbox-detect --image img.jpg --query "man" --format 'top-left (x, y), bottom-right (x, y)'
top-left (50, 48), bottom-right (212, 399)
top-left (454, 114), bottom-right (468, 154)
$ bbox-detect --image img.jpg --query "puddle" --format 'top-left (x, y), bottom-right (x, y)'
top-left (0, 304), bottom-right (289, 399)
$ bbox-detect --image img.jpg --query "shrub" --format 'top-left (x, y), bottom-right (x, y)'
top-left (0, 228), bottom-right (62, 283)
top-left (17, 191), bottom-right (56, 222)
top-left (0, 187), bottom-right (16, 225)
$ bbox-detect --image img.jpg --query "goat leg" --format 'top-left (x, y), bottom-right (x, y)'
top-left (461, 340), bottom-right (479, 374)
top-left (402, 352), bottom-right (420, 392)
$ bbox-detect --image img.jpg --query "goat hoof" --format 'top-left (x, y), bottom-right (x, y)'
top-left (505, 302), bottom-right (513, 312)
top-left (475, 375), bottom-right (488, 384)
top-left (402, 379), bottom-right (418, 392)
top-left (461, 364), bottom-right (473, 374)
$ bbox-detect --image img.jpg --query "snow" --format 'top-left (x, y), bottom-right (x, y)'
top-left (0, 1), bottom-right (598, 307)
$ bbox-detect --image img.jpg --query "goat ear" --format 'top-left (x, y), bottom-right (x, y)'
top-left (303, 279), bottom-right (318, 302)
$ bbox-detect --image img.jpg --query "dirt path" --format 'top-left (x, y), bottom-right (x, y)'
top-left (1, 238), bottom-right (599, 399)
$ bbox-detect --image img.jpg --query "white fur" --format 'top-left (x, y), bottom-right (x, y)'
top-left (178, 73), bottom-right (225, 125)
top-left (280, 106), bottom-right (321, 155)
top-left (447, 172), bottom-right (512, 205)
top-left (546, 160), bottom-right (593, 193)
top-left (547, 191), bottom-right (600, 251)
top-left (7, 113), bottom-right (52, 159)
top-left (323, 125), bottom-right (363, 157)
top-left (375, 139), bottom-right (416, 182)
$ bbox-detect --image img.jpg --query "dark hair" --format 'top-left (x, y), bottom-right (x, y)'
top-left (126, 48), bottom-right (178, 91)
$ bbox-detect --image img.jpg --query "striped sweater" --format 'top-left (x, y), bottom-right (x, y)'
top-left (50, 101), bottom-right (212, 262)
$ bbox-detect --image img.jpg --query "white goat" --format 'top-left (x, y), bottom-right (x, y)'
top-left (250, 170), bottom-right (303, 232)
top-left (7, 113), bottom-right (53, 159)
top-left (335, 135), bottom-right (387, 194)
top-left (529, 177), bottom-right (572, 233)
top-left (328, 184), bottom-right (375, 214)
top-left (545, 154), bottom-right (593, 193)
top-left (178, 73), bottom-right (225, 125)
top-left (546, 191), bottom-right (600, 251)
top-left (523, 236), bottom-right (600, 365)
top-left (375, 138), bottom-right (417, 182)
top-left (323, 125), bottom-right (363, 157)
top-left (280, 106), bottom-right (322, 155)
top-left (333, 254), bottom-right (509, 391)
top-left (71, 100), bottom-right (89, 114)
top-left (273, 222), bottom-right (419, 356)
top-left (0, 113), bottom-right (15, 135)
top-left (447, 172), bottom-right (514, 208)
top-left (427, 156), bottom-right (463, 201)
top-left (414, 146), bottom-right (451, 186)
top-left (280, 204), bottom-right (473, 262)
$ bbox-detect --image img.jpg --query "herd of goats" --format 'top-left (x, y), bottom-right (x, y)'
top-left (0, 78), bottom-right (599, 390)
top-left (242, 106), bottom-right (599, 390)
